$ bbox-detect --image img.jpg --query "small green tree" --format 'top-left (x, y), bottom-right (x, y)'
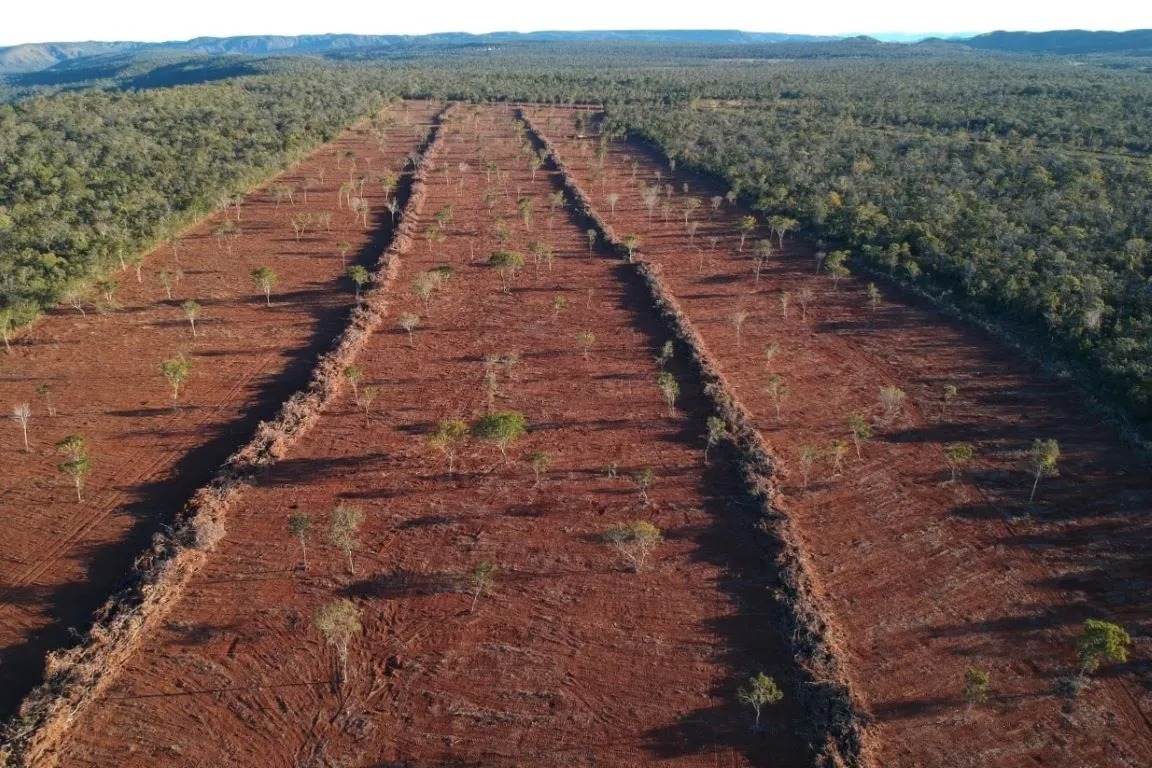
top-left (329, 503), bottom-right (365, 575)
top-left (528, 451), bottom-right (551, 487)
top-left (472, 410), bottom-right (527, 462)
top-left (288, 511), bottom-right (312, 571)
top-left (778, 290), bottom-right (791, 319)
top-left (621, 233), bottom-right (641, 262)
top-left (586, 228), bottom-right (597, 255)
top-left (552, 295), bottom-right (568, 322)
top-left (161, 354), bottom-right (192, 406)
top-left (57, 434), bottom-right (90, 502)
top-left (347, 265), bottom-right (370, 302)
top-left (943, 442), bottom-right (974, 483)
top-left (799, 445), bottom-right (820, 491)
top-left (828, 440), bottom-right (849, 477)
top-left (251, 266), bottom-right (278, 306)
top-left (765, 375), bottom-right (789, 422)
top-left (631, 468), bottom-right (656, 505)
top-left (468, 560), bottom-right (497, 612)
top-left (941, 384), bottom-right (959, 420)
top-left (797, 286), bottom-right (813, 321)
top-left (577, 330), bottom-right (596, 361)
top-left (429, 417), bottom-right (469, 474)
top-left (704, 416), bottom-right (726, 464)
top-left (343, 365), bottom-right (363, 399)
top-left (877, 385), bottom-right (906, 426)
top-left (656, 372), bottom-right (679, 417)
top-left (1028, 438), bottom-right (1060, 503)
top-left (847, 412), bottom-right (872, 458)
top-left (866, 282), bottom-right (882, 310)
top-left (489, 251), bottom-right (525, 292)
top-left (962, 667), bottom-right (990, 712)
top-left (655, 340), bottom-right (675, 371)
top-left (737, 215), bottom-right (757, 251)
top-left (398, 312), bottom-right (420, 346)
top-left (737, 673), bottom-right (783, 729)
top-left (602, 520), bottom-right (662, 572)
top-left (181, 300), bottom-right (201, 337)
top-left (729, 310), bottom-right (749, 348)
top-left (36, 383), bottom-right (55, 417)
top-left (412, 271), bottom-right (439, 312)
top-left (315, 599), bottom-right (361, 686)
top-left (1077, 619), bottom-right (1131, 678)
top-left (356, 385), bottom-right (378, 426)
top-left (337, 240), bottom-right (353, 266)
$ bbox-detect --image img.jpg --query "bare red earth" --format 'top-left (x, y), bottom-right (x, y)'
top-left (0, 102), bottom-right (440, 720)
top-left (53, 105), bottom-right (815, 767)
top-left (527, 106), bottom-right (1152, 766)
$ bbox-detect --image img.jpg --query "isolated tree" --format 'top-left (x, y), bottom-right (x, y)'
top-left (36, 383), bottom-right (55, 417)
top-left (943, 442), bottom-right (974, 483)
top-left (347, 265), bottom-right (370, 302)
top-left (489, 251), bottom-right (525, 293)
top-left (825, 250), bottom-right (850, 288)
top-left (877, 385), bottom-right (907, 426)
top-left (397, 312), bottom-right (421, 346)
top-left (606, 192), bottom-right (620, 218)
top-left (586, 228), bottom-right (597, 255)
top-left (468, 560), bottom-right (497, 613)
top-left (729, 310), bottom-right (750, 348)
top-left (656, 372), bottom-right (679, 416)
top-left (157, 269), bottom-right (176, 300)
top-left (962, 667), bottom-right (990, 712)
top-left (552, 295), bottom-right (568, 322)
top-left (251, 266), bottom-right (278, 306)
top-left (867, 282), bottom-right (882, 310)
top-left (799, 445), bottom-right (820, 491)
top-left (343, 365), bottom-right (363, 401)
top-left (767, 215), bottom-right (799, 248)
top-left (752, 240), bottom-right (773, 285)
top-left (337, 240), bottom-right (353, 266)
top-left (472, 410), bottom-right (526, 462)
top-left (778, 290), bottom-right (791, 319)
top-left (181, 300), bottom-right (201, 337)
top-left (315, 599), bottom-right (361, 687)
top-left (828, 440), bottom-right (849, 477)
top-left (621, 234), bottom-right (641, 262)
top-left (656, 340), bottom-right (674, 371)
top-left (847, 412), bottom-right (872, 458)
top-left (763, 342), bottom-right (779, 372)
top-left (765, 375), bottom-right (789, 422)
top-left (632, 468), bottom-right (656, 505)
top-left (1028, 438), bottom-right (1060, 503)
top-left (1077, 619), bottom-right (1131, 678)
top-left (288, 511), bottom-right (312, 571)
top-left (710, 195), bottom-right (724, 216)
top-left (602, 520), bottom-right (662, 572)
top-left (161, 354), bottom-right (192, 406)
top-left (704, 416), bottom-right (727, 464)
top-left (355, 385), bottom-right (378, 426)
top-left (737, 672), bottom-right (783, 730)
top-left (527, 242), bottom-right (554, 278)
top-left (429, 417), bottom-right (469, 474)
top-left (797, 286), bottom-right (814, 321)
top-left (57, 434), bottom-right (90, 502)
top-left (517, 196), bottom-right (535, 231)
top-left (528, 451), bottom-right (551, 487)
top-left (290, 214), bottom-right (310, 242)
top-left (329, 503), bottom-right (365, 575)
top-left (737, 215), bottom-right (757, 251)
top-left (12, 403), bottom-right (31, 451)
top-left (941, 384), bottom-right (959, 420)
top-left (577, 330), bottom-right (596, 361)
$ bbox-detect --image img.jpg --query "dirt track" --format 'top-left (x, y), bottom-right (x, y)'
top-left (0, 102), bottom-right (440, 720)
top-left (526, 106), bottom-right (1152, 766)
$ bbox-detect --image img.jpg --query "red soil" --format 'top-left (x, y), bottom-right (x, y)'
top-left (526, 106), bottom-right (1152, 766)
top-left (0, 102), bottom-right (441, 720)
top-left (53, 105), bottom-right (815, 767)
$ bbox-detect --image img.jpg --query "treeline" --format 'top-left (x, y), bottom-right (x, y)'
top-left (0, 66), bottom-right (393, 327)
top-left (604, 60), bottom-right (1152, 422)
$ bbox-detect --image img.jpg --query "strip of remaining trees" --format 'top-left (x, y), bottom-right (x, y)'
top-left (0, 105), bottom-right (454, 768)
top-left (518, 108), bottom-right (870, 767)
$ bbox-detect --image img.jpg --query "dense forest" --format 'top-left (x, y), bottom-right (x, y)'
top-left (0, 64), bottom-right (393, 330)
top-left (1, 45), bottom-right (1150, 427)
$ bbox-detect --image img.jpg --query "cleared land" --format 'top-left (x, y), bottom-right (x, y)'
top-left (0, 101), bottom-right (440, 719)
top-left (526, 106), bottom-right (1152, 766)
top-left (51, 105), bottom-right (815, 766)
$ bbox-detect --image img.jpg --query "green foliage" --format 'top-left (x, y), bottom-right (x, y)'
top-left (468, 560), bottom-right (498, 612)
top-left (704, 416), bottom-right (727, 463)
top-left (315, 598), bottom-right (362, 684)
top-left (737, 672), bottom-right (783, 728)
top-left (180, 300), bottom-right (201, 337)
top-left (251, 266), bottom-right (278, 305)
top-left (397, 312), bottom-right (421, 345)
top-left (1077, 619), bottom-right (1131, 676)
top-left (655, 371), bottom-right (679, 416)
top-left (472, 410), bottom-right (527, 460)
top-left (488, 251), bottom-right (525, 291)
top-left (429, 417), bottom-right (469, 473)
top-left (56, 434), bottom-right (90, 502)
top-left (1028, 438), bottom-right (1060, 502)
top-left (160, 354), bottom-right (192, 404)
top-left (288, 510), bottom-right (312, 570)
top-left (943, 442), bottom-right (974, 482)
top-left (528, 451), bottom-right (551, 486)
top-left (329, 503), bottom-right (365, 575)
top-left (602, 520), bottom-right (663, 571)
top-left (347, 264), bottom-right (370, 300)
top-left (962, 667), bottom-right (990, 708)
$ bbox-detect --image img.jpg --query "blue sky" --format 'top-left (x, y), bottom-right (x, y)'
top-left (0, 0), bottom-right (1145, 46)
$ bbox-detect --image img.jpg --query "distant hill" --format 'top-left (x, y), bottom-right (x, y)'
top-left (937, 29), bottom-right (1152, 55)
top-left (0, 30), bottom-right (837, 74)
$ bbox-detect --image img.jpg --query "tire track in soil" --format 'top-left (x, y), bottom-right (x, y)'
top-left (52, 104), bottom-right (814, 767)
top-left (526, 105), bottom-right (1152, 767)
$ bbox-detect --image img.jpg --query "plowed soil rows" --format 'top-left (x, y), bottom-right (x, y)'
top-left (526, 106), bottom-right (1152, 766)
top-left (53, 105), bottom-right (813, 767)
top-left (0, 102), bottom-right (440, 719)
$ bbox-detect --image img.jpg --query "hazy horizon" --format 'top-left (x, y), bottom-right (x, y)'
top-left (0, 0), bottom-right (1146, 47)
